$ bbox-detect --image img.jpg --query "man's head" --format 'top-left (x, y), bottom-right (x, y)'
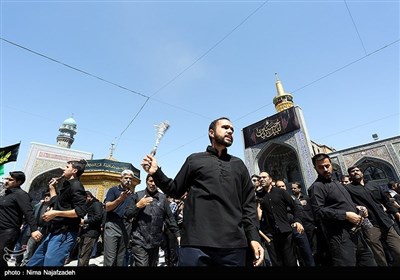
top-left (347, 166), bottom-right (363, 183)
top-left (120, 169), bottom-right (134, 189)
top-left (251, 174), bottom-right (260, 187)
top-left (86, 191), bottom-right (94, 202)
top-left (275, 180), bottom-right (286, 190)
top-left (291, 182), bottom-right (302, 196)
top-left (259, 171), bottom-right (272, 190)
top-left (312, 153), bottom-right (332, 179)
top-left (340, 175), bottom-right (351, 185)
top-left (208, 117), bottom-right (233, 147)
top-left (5, 171), bottom-right (25, 189)
top-left (64, 159), bottom-right (87, 179)
top-left (146, 174), bottom-right (158, 193)
top-left (388, 181), bottom-right (400, 194)
top-left (43, 192), bottom-right (51, 203)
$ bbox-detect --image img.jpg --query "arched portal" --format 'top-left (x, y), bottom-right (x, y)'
top-left (28, 168), bottom-right (63, 204)
top-left (353, 157), bottom-right (398, 189)
top-left (258, 143), bottom-right (303, 189)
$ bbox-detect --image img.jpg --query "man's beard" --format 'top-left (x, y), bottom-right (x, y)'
top-left (322, 171), bottom-right (332, 179)
top-left (214, 134), bottom-right (232, 147)
top-left (122, 181), bottom-right (131, 188)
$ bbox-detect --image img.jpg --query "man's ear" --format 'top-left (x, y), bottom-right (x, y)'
top-left (208, 128), bottom-right (214, 139)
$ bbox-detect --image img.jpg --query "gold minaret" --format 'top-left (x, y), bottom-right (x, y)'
top-left (108, 142), bottom-right (117, 160)
top-left (273, 73), bottom-right (294, 112)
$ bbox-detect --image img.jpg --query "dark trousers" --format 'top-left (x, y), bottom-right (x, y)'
top-left (78, 236), bottom-right (98, 266)
top-left (178, 246), bottom-right (246, 266)
top-left (0, 228), bottom-right (20, 267)
top-left (268, 231), bottom-right (298, 266)
top-left (131, 244), bottom-right (159, 267)
top-left (162, 227), bottom-right (178, 266)
top-left (293, 230), bottom-right (316, 266)
top-left (329, 229), bottom-right (376, 266)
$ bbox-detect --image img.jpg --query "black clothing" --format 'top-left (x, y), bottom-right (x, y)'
top-left (346, 182), bottom-right (395, 229)
top-left (78, 197), bottom-right (103, 266)
top-left (48, 178), bottom-right (87, 234)
top-left (258, 187), bottom-right (302, 266)
top-left (0, 187), bottom-right (37, 232)
top-left (178, 247), bottom-right (247, 266)
top-left (81, 198), bottom-right (103, 239)
top-left (125, 189), bottom-right (180, 249)
top-left (0, 187), bottom-right (38, 267)
top-left (309, 176), bottom-right (376, 266)
top-left (259, 187), bottom-right (302, 235)
top-left (365, 183), bottom-right (399, 216)
top-left (0, 228), bottom-right (20, 266)
top-left (346, 182), bottom-right (400, 266)
top-left (295, 193), bottom-right (316, 231)
top-left (309, 177), bottom-right (357, 234)
top-left (34, 201), bottom-right (51, 235)
top-left (152, 145), bottom-right (260, 249)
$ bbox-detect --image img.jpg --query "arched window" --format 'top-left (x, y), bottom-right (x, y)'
top-left (332, 163), bottom-right (342, 181)
top-left (363, 166), bottom-right (386, 181)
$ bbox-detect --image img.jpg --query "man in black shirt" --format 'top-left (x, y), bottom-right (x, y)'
top-left (346, 166), bottom-right (400, 266)
top-left (0, 171), bottom-right (42, 267)
top-left (141, 117), bottom-right (264, 266)
top-left (125, 174), bottom-right (180, 266)
top-left (309, 153), bottom-right (376, 266)
top-left (77, 191), bottom-right (104, 266)
top-left (258, 174), bottom-right (304, 266)
top-left (27, 159), bottom-right (87, 266)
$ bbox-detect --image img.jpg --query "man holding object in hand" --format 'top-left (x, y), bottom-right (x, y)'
top-left (142, 117), bottom-right (264, 266)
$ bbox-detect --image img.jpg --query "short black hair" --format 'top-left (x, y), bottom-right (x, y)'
top-left (347, 166), bottom-right (358, 175)
top-left (311, 153), bottom-right (331, 167)
top-left (388, 181), bottom-right (398, 190)
top-left (67, 159), bottom-right (87, 177)
top-left (208, 117), bottom-right (231, 143)
top-left (340, 175), bottom-right (350, 181)
top-left (86, 191), bottom-right (93, 198)
top-left (292, 181), bottom-right (302, 188)
top-left (9, 171), bottom-right (25, 185)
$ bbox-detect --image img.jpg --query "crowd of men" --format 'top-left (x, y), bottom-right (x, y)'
top-left (251, 155), bottom-right (400, 267)
top-left (1, 117), bottom-right (400, 267)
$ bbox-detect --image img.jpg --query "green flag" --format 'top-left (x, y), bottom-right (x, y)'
top-left (0, 164), bottom-right (4, 177)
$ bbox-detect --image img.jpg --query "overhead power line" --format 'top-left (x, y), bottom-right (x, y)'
top-left (315, 113), bottom-right (399, 141)
top-left (344, 0), bottom-right (367, 56)
top-left (0, 37), bottom-right (149, 99)
top-left (114, 97), bottom-right (150, 150)
top-left (149, 0), bottom-right (270, 98)
top-left (292, 39), bottom-right (399, 94)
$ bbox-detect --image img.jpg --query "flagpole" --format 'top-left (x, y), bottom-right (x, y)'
top-left (12, 141), bottom-right (21, 171)
top-left (12, 161), bottom-right (17, 171)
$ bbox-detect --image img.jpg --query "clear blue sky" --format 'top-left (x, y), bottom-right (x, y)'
top-left (1, 1), bottom-right (399, 191)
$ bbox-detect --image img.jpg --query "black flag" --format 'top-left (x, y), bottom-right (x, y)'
top-left (0, 143), bottom-right (21, 165)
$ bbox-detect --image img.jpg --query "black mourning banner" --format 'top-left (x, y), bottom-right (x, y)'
top-left (0, 142), bottom-right (20, 165)
top-left (85, 159), bottom-right (140, 180)
top-left (242, 107), bottom-right (300, 148)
